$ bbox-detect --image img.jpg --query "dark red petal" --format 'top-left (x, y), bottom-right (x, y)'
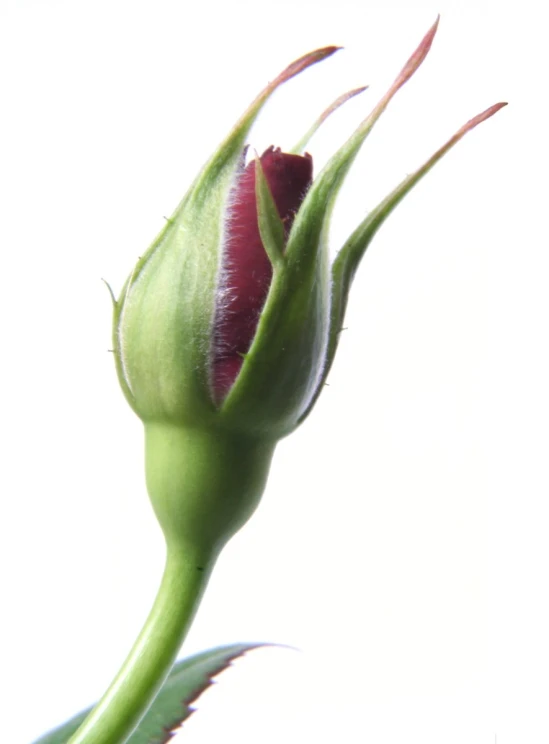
top-left (212, 147), bottom-right (313, 403)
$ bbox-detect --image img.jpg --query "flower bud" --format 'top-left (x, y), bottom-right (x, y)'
top-left (212, 147), bottom-right (313, 404)
top-left (111, 22), bottom-right (505, 550)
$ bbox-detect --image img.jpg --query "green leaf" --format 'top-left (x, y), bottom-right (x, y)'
top-left (32, 643), bottom-right (264, 744)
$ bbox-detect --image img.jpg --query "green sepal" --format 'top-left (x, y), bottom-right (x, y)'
top-left (284, 18), bottom-right (439, 276)
top-left (298, 101), bottom-right (508, 424)
top-left (289, 85), bottom-right (368, 156)
top-left (31, 643), bottom-right (265, 744)
top-left (217, 20), bottom-right (439, 437)
top-left (114, 47), bottom-right (339, 426)
top-left (219, 245), bottom-right (331, 437)
top-left (254, 154), bottom-right (285, 270)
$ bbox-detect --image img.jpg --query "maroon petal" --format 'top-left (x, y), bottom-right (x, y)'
top-left (212, 147), bottom-right (313, 403)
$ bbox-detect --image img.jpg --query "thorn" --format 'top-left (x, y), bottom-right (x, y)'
top-left (107, 349), bottom-right (114, 353)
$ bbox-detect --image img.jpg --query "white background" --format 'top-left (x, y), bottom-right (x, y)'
top-left (0, 1), bottom-right (546, 743)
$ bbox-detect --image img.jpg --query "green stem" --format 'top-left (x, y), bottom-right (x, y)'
top-left (67, 423), bottom-right (275, 744)
top-left (67, 542), bottom-right (214, 744)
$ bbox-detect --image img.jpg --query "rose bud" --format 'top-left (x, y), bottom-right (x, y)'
top-left (111, 20), bottom-right (505, 552)
top-left (211, 146), bottom-right (313, 404)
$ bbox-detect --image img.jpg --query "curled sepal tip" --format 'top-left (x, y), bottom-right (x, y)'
top-left (101, 278), bottom-right (117, 307)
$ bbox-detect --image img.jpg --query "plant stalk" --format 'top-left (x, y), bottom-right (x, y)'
top-left (68, 423), bottom-right (275, 744)
top-left (67, 542), bottom-right (214, 744)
